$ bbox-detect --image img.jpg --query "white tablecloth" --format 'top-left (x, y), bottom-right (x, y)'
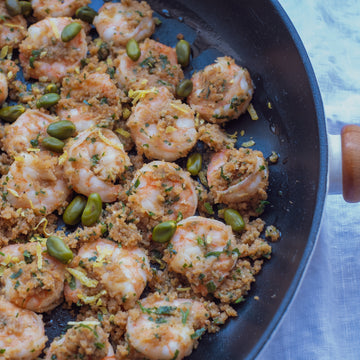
top-left (258, 1), bottom-right (360, 359)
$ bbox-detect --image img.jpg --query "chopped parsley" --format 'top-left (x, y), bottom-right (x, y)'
top-left (206, 281), bottom-right (216, 293)
top-left (10, 268), bottom-right (23, 279)
top-left (170, 350), bottom-right (179, 360)
top-left (190, 327), bottom-right (206, 339)
top-left (180, 308), bottom-right (189, 325)
top-left (255, 200), bottom-right (270, 214)
top-left (23, 250), bottom-right (34, 264)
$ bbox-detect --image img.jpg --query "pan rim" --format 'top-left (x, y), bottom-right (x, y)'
top-left (246, 1), bottom-right (328, 358)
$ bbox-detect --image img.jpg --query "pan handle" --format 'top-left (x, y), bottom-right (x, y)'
top-left (328, 125), bottom-right (360, 202)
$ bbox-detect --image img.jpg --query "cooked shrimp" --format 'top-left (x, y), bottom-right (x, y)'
top-left (188, 57), bottom-right (254, 123)
top-left (63, 127), bottom-right (131, 203)
top-left (94, 0), bottom-right (155, 49)
top-left (127, 161), bottom-right (198, 225)
top-left (0, 71), bottom-right (7, 105)
top-left (56, 70), bottom-right (122, 132)
top-left (127, 87), bottom-right (198, 161)
top-left (19, 17), bottom-right (88, 82)
top-left (0, 242), bottom-right (66, 312)
top-left (207, 148), bottom-right (269, 210)
top-left (32, 0), bottom-right (91, 19)
top-left (115, 38), bottom-right (183, 94)
top-left (45, 319), bottom-right (115, 360)
top-left (0, 57), bottom-right (19, 105)
top-left (164, 216), bottom-right (239, 297)
top-left (64, 239), bottom-right (151, 310)
top-left (2, 109), bottom-right (56, 155)
top-left (0, 297), bottom-right (47, 359)
top-left (0, 2), bottom-right (27, 49)
top-left (126, 293), bottom-right (208, 360)
top-left (1, 151), bottom-right (71, 215)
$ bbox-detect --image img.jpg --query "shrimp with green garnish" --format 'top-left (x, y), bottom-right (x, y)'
top-left (127, 86), bottom-right (198, 161)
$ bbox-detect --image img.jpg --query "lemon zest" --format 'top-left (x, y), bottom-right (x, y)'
top-left (247, 103), bottom-right (258, 120)
top-left (92, 245), bottom-right (112, 268)
top-left (96, 298), bottom-right (103, 306)
top-left (16, 208), bottom-right (26, 217)
top-left (115, 128), bottom-right (131, 138)
top-left (99, 306), bottom-right (108, 315)
top-left (6, 46), bottom-right (13, 60)
top-left (241, 140), bottom-right (255, 148)
top-left (7, 188), bottom-right (19, 197)
top-left (58, 150), bottom-right (68, 165)
top-left (176, 287), bottom-right (191, 292)
top-left (30, 235), bottom-right (47, 246)
top-left (94, 38), bottom-right (102, 46)
top-left (0, 254), bottom-right (14, 266)
top-left (98, 129), bottom-right (124, 151)
top-left (205, 235), bottom-right (213, 245)
top-left (194, 112), bottom-right (201, 127)
top-left (14, 156), bottom-right (24, 162)
top-left (128, 87), bottom-right (158, 105)
top-left (3, 23), bottom-right (25, 30)
top-left (66, 267), bottom-right (98, 288)
top-left (28, 199), bottom-right (34, 209)
top-left (77, 290), bottom-right (107, 305)
top-left (170, 103), bottom-right (189, 114)
top-left (33, 218), bottom-right (51, 236)
top-left (0, 46), bottom-right (8, 59)
top-left (217, 209), bottom-right (225, 217)
top-left (122, 108), bottom-right (131, 120)
top-left (68, 320), bottom-right (101, 326)
top-left (36, 243), bottom-right (43, 270)
top-left (49, 19), bottom-right (60, 40)
top-left (165, 126), bottom-right (177, 134)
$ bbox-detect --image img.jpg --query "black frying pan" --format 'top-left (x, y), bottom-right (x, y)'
top-left (32, 0), bottom-right (327, 358)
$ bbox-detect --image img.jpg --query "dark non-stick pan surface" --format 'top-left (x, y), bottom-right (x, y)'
top-left (40, 0), bottom-right (327, 358)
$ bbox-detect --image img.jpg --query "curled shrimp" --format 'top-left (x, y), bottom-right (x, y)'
top-left (126, 293), bottom-right (208, 360)
top-left (63, 127), bottom-right (131, 203)
top-left (0, 71), bottom-right (7, 105)
top-left (2, 109), bottom-right (56, 156)
top-left (0, 59), bottom-right (19, 104)
top-left (127, 87), bottom-right (198, 161)
top-left (19, 17), bottom-right (88, 82)
top-left (207, 148), bottom-right (269, 210)
top-left (56, 70), bottom-right (122, 132)
top-left (2, 151), bottom-right (71, 215)
top-left (164, 216), bottom-right (239, 297)
top-left (32, 0), bottom-right (91, 19)
top-left (45, 319), bottom-right (115, 360)
top-left (188, 57), bottom-right (254, 123)
top-left (0, 297), bottom-right (47, 360)
top-left (127, 161), bottom-right (198, 225)
top-left (94, 0), bottom-right (155, 49)
top-left (0, 242), bottom-right (66, 312)
top-left (115, 38), bottom-right (183, 94)
top-left (64, 239), bottom-right (151, 310)
top-left (0, 2), bottom-right (27, 49)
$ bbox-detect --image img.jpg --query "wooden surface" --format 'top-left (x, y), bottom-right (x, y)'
top-left (342, 125), bottom-right (360, 203)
